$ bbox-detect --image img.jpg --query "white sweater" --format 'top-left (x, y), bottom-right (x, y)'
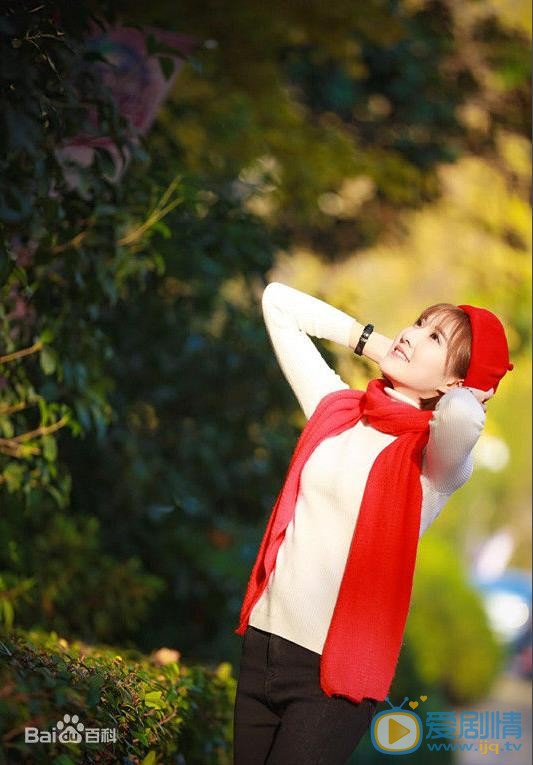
top-left (248, 281), bottom-right (485, 654)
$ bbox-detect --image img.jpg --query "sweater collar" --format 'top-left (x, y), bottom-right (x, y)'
top-left (383, 385), bottom-right (421, 409)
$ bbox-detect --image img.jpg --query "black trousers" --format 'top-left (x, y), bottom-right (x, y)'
top-left (233, 625), bottom-right (378, 765)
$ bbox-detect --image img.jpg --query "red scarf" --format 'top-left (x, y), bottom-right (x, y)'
top-left (234, 377), bottom-right (433, 703)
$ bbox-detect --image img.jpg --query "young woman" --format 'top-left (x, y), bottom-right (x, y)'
top-left (233, 281), bottom-right (513, 765)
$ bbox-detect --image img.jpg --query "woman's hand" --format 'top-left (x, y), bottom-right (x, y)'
top-left (463, 386), bottom-right (495, 412)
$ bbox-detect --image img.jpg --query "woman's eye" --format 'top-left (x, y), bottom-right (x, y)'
top-left (431, 331), bottom-right (440, 342)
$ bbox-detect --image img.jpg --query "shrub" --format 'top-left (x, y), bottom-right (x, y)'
top-left (0, 627), bottom-right (236, 765)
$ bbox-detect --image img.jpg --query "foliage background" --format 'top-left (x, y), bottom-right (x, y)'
top-left (0, 0), bottom-right (530, 761)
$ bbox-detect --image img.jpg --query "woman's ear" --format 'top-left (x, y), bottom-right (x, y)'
top-left (436, 377), bottom-right (464, 394)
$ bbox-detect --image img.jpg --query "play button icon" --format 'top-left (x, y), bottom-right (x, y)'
top-left (370, 711), bottom-right (422, 753)
top-left (389, 717), bottom-right (411, 744)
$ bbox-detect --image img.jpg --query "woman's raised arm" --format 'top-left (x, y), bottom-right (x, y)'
top-left (422, 387), bottom-right (487, 494)
top-left (262, 282), bottom-right (389, 420)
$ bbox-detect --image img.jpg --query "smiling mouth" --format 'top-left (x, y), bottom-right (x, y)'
top-left (392, 346), bottom-right (409, 362)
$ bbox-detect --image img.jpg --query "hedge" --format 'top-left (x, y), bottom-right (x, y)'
top-left (0, 627), bottom-right (236, 765)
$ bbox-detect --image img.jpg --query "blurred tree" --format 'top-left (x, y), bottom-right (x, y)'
top-left (0, 0), bottom-right (190, 640)
top-left (119, 0), bottom-right (530, 251)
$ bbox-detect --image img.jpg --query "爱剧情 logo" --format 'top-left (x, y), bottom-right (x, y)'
top-left (369, 695), bottom-right (523, 756)
top-left (24, 713), bottom-right (117, 744)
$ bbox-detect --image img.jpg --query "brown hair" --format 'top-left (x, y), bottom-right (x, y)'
top-left (415, 303), bottom-right (472, 410)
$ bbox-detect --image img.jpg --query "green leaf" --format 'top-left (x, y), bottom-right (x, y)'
top-left (42, 435), bottom-right (58, 462)
top-left (2, 463), bottom-right (24, 493)
top-left (143, 690), bottom-right (164, 709)
top-left (40, 347), bottom-right (57, 375)
top-left (0, 598), bottom-right (15, 630)
top-left (0, 415), bottom-right (14, 439)
top-left (39, 328), bottom-right (55, 343)
top-left (141, 752), bottom-right (157, 765)
top-left (151, 220), bottom-right (172, 239)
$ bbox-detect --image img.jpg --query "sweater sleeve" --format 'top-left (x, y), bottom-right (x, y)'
top-left (421, 387), bottom-right (486, 494)
top-left (262, 281), bottom-right (354, 420)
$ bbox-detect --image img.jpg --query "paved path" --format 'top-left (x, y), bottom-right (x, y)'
top-left (455, 671), bottom-right (531, 765)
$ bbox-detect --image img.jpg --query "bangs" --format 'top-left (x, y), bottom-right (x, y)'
top-left (416, 302), bottom-right (472, 382)
top-left (416, 303), bottom-right (465, 347)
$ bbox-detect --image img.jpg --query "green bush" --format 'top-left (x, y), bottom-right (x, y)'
top-left (406, 535), bottom-right (504, 703)
top-left (0, 627), bottom-right (236, 765)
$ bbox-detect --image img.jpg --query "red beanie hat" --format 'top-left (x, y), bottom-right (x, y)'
top-left (458, 304), bottom-right (514, 393)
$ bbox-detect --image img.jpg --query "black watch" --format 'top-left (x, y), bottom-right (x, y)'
top-left (354, 324), bottom-right (374, 356)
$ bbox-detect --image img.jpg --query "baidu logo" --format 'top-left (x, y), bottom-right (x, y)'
top-left (24, 713), bottom-right (118, 744)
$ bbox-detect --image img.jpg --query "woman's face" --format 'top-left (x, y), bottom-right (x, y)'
top-left (379, 311), bottom-right (463, 402)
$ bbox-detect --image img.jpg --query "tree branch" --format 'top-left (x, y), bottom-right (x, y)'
top-left (0, 341), bottom-right (43, 365)
top-left (0, 414), bottom-right (70, 458)
top-left (0, 441), bottom-right (40, 457)
top-left (0, 401), bottom-right (34, 415)
top-left (51, 229), bottom-right (89, 254)
top-left (14, 414), bottom-right (70, 443)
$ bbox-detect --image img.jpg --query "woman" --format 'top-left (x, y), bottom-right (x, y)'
top-left (233, 282), bottom-right (513, 765)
